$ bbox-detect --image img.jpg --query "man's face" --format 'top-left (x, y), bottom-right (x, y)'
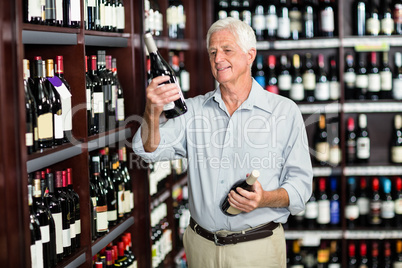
top-left (208, 30), bottom-right (253, 86)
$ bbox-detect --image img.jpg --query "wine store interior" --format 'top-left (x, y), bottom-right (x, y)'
top-left (2, 0), bottom-right (402, 267)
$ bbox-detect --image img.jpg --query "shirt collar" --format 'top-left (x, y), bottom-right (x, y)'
top-left (202, 78), bottom-right (273, 114)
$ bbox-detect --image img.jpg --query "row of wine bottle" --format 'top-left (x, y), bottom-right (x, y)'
top-left (28, 168), bottom-right (80, 268)
top-left (92, 232), bottom-right (137, 268)
top-left (151, 202), bottom-right (172, 268)
top-left (85, 51), bottom-right (126, 136)
top-left (144, 0), bottom-right (186, 39)
top-left (216, 0), bottom-right (337, 40)
top-left (24, 56), bottom-right (72, 154)
top-left (24, 0), bottom-right (126, 33)
top-left (345, 176), bottom-right (402, 229)
top-left (254, 53), bottom-right (340, 102)
top-left (288, 175), bottom-right (402, 229)
top-left (347, 239), bottom-right (402, 268)
top-left (89, 147), bottom-right (134, 241)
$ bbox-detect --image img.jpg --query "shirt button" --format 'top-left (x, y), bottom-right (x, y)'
top-left (221, 180), bottom-right (224, 184)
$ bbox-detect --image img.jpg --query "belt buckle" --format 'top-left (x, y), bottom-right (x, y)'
top-left (213, 233), bottom-right (225, 246)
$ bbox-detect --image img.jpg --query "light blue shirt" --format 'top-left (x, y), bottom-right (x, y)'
top-left (133, 79), bottom-right (313, 232)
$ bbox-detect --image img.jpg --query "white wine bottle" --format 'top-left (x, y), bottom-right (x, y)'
top-left (221, 170), bottom-right (260, 216)
top-left (144, 32), bottom-right (188, 119)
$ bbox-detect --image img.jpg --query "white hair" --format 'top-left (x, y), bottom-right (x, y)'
top-left (206, 17), bottom-right (257, 54)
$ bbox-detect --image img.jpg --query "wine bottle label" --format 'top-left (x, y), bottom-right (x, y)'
top-left (380, 71), bottom-right (392, 91)
top-left (29, 0), bottom-right (42, 18)
top-left (49, 77), bottom-right (73, 132)
top-left (394, 4), bottom-right (402, 23)
top-left (96, 208), bottom-right (108, 232)
top-left (107, 209), bottom-right (117, 221)
top-left (70, 222), bottom-right (76, 239)
top-left (54, 114), bottom-right (64, 139)
top-left (393, 79), bottom-right (402, 100)
top-left (381, 200), bottom-right (395, 219)
top-left (93, 92), bottom-right (105, 113)
top-left (290, 83), bottom-right (304, 101)
top-left (266, 14), bottom-right (278, 30)
top-left (356, 137), bottom-right (370, 159)
top-left (329, 146), bottom-right (341, 165)
top-left (395, 198), bottom-right (402, 214)
top-left (320, 9), bottom-right (334, 32)
top-left (328, 263), bottom-right (341, 268)
top-left (111, 85), bottom-right (117, 109)
top-left (105, 4), bottom-right (113, 27)
top-left (230, 11), bottom-right (240, 20)
top-left (40, 225), bottom-right (50, 243)
top-left (118, 190), bottom-right (125, 215)
top-left (62, 227), bottom-right (71, 247)
top-left (368, 73), bottom-right (381, 92)
top-left (315, 142), bottom-right (330, 162)
top-left (355, 74), bottom-right (368, 89)
top-left (381, 17), bottom-right (394, 35)
top-left (289, 11), bottom-right (302, 32)
top-left (302, 72), bottom-right (316, 90)
top-left (117, 98), bottom-right (125, 121)
top-left (30, 244), bottom-right (37, 268)
top-left (242, 11), bottom-right (252, 26)
top-left (100, 2), bottom-right (106, 27)
top-left (35, 240), bottom-right (43, 268)
top-left (180, 71), bottom-right (190, 92)
top-left (392, 146), bottom-right (402, 163)
top-left (155, 11), bottom-right (163, 32)
top-left (88, 0), bottom-right (96, 7)
top-left (70, 0), bottom-right (81, 21)
top-left (38, 113), bottom-right (53, 139)
top-left (370, 201), bottom-right (382, 224)
top-left (393, 262), bottom-right (402, 268)
top-left (345, 204), bottom-right (359, 220)
top-left (218, 10), bottom-right (228, 20)
top-left (277, 18), bottom-right (291, 38)
top-left (124, 190), bottom-right (131, 213)
top-left (116, 6), bottom-right (125, 30)
top-left (329, 81), bottom-right (340, 100)
top-left (253, 14), bottom-right (266, 31)
top-left (330, 200), bottom-right (340, 224)
top-left (55, 0), bottom-right (63, 21)
top-left (130, 192), bottom-right (134, 210)
top-left (226, 205), bottom-right (242, 215)
top-left (52, 212), bottom-right (63, 254)
top-left (357, 197), bottom-right (369, 215)
top-left (26, 132), bottom-right (33, 146)
top-left (167, 7), bottom-right (176, 25)
top-left (315, 82), bottom-right (330, 101)
top-left (317, 200), bottom-right (330, 224)
top-left (366, 18), bottom-right (380, 35)
top-left (86, 88), bottom-right (92, 111)
top-left (304, 201), bottom-right (318, 219)
top-left (76, 219), bottom-right (81, 235)
top-left (278, 74), bottom-right (292, 90)
top-left (344, 71), bottom-right (356, 86)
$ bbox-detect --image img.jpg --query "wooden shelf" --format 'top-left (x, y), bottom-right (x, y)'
top-left (58, 248), bottom-right (87, 268)
top-left (87, 127), bottom-right (132, 152)
top-left (91, 216), bottom-right (135, 256)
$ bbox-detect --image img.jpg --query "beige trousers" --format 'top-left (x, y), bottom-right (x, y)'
top-left (183, 223), bottom-right (286, 268)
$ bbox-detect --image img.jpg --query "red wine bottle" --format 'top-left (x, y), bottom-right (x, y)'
top-left (391, 115), bottom-right (402, 164)
top-left (395, 177), bottom-right (402, 228)
top-left (314, 114), bottom-right (330, 165)
top-left (356, 114), bottom-right (370, 163)
top-left (100, 154), bottom-right (118, 226)
top-left (24, 59), bottom-right (36, 155)
top-left (266, 55), bottom-right (279, 94)
top-left (62, 170), bottom-right (76, 252)
top-left (89, 55), bottom-right (105, 134)
top-left (367, 52), bottom-right (380, 100)
top-left (302, 53), bottom-right (316, 102)
top-left (346, 117), bottom-right (357, 164)
top-left (369, 177), bottom-right (382, 226)
top-left (92, 156), bottom-right (109, 237)
top-left (380, 51), bottom-right (393, 99)
top-left (317, 177), bottom-right (330, 227)
top-left (221, 170), bottom-right (260, 216)
top-left (144, 32), bottom-right (188, 119)
top-left (66, 168), bottom-right (80, 248)
top-left (345, 177), bottom-right (359, 229)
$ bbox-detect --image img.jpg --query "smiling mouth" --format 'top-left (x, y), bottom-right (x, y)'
top-left (217, 66), bottom-right (230, 71)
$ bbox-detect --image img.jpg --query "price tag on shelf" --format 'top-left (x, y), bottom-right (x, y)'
top-left (355, 42), bottom-right (389, 52)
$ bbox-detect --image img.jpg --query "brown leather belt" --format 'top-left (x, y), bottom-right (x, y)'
top-left (189, 217), bottom-right (279, 246)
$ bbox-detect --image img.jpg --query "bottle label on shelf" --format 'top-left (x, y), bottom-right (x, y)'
top-left (88, 0), bottom-right (96, 7)
top-left (356, 137), bottom-right (370, 159)
top-left (329, 146), bottom-right (341, 165)
top-left (278, 74), bottom-right (292, 90)
top-left (357, 197), bottom-right (369, 216)
top-left (55, 0), bottom-right (63, 21)
top-left (30, 244), bottom-right (36, 268)
top-left (305, 201), bottom-right (318, 219)
top-left (356, 74), bottom-right (369, 89)
top-left (35, 240), bottom-right (43, 268)
top-left (315, 82), bottom-right (330, 101)
top-left (391, 146), bottom-right (402, 163)
top-left (52, 212), bottom-right (63, 254)
top-left (380, 71), bottom-right (392, 91)
top-left (368, 74), bottom-right (381, 92)
top-left (93, 92), bottom-right (105, 113)
top-left (38, 113), bottom-right (53, 139)
top-left (86, 87), bottom-right (91, 111)
top-left (25, 132), bottom-right (33, 147)
top-left (317, 200), bottom-right (331, 224)
top-left (320, 9), bottom-right (334, 32)
top-left (289, 11), bottom-right (302, 32)
top-left (366, 18), bottom-right (380, 35)
top-left (54, 114), bottom-right (64, 139)
top-left (96, 207), bottom-right (108, 232)
top-left (40, 225), bottom-right (50, 243)
top-left (70, 222), bottom-right (76, 239)
top-left (107, 209), bottom-right (117, 222)
top-left (266, 14), bottom-right (278, 31)
top-left (277, 18), bottom-right (291, 39)
top-left (345, 205), bottom-right (359, 220)
top-left (117, 98), bottom-right (125, 121)
top-left (70, 0), bottom-right (81, 21)
top-left (370, 201), bottom-right (382, 225)
top-left (28, 0), bottom-right (42, 18)
top-left (302, 72), bottom-right (316, 90)
top-left (118, 190), bottom-right (125, 215)
top-left (394, 4), bottom-right (402, 24)
top-left (329, 81), bottom-right (340, 100)
top-left (252, 15), bottom-right (266, 31)
top-left (381, 200), bottom-right (395, 219)
top-left (381, 18), bottom-right (394, 35)
top-left (393, 79), bottom-right (402, 100)
top-left (396, 199), bottom-right (402, 214)
top-left (315, 142), bottom-right (330, 162)
top-left (290, 83), bottom-right (304, 101)
top-left (62, 228), bottom-right (71, 247)
top-left (112, 85), bottom-right (117, 109)
top-left (116, 6), bottom-right (125, 30)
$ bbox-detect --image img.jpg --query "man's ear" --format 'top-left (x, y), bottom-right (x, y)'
top-left (247, 47), bottom-right (257, 65)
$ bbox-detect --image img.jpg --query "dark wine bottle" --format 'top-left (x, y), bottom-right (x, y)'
top-left (289, 240), bottom-right (303, 267)
top-left (290, 54), bottom-right (304, 102)
top-left (23, 59), bottom-right (36, 155)
top-left (144, 32), bottom-right (188, 118)
top-left (346, 117), bottom-right (357, 164)
top-left (54, 170), bottom-right (72, 257)
top-left (344, 53), bottom-right (357, 100)
top-left (329, 177), bottom-right (340, 227)
top-left (304, 180), bottom-right (318, 229)
top-left (382, 178), bottom-right (395, 228)
top-left (345, 177), bottom-right (359, 229)
top-left (100, 154), bottom-right (118, 226)
top-left (366, 0), bottom-right (380, 36)
top-left (302, 53), bottom-right (316, 102)
top-left (358, 241), bottom-right (369, 267)
top-left (85, 56), bottom-right (94, 135)
top-left (357, 177), bottom-right (370, 227)
top-left (112, 58), bottom-right (125, 127)
top-left (393, 52), bottom-right (402, 100)
top-left (394, 0), bottom-right (402, 35)
top-left (395, 177), bottom-right (402, 228)
top-left (303, 0), bottom-right (317, 38)
top-left (278, 54), bottom-right (292, 98)
top-left (266, 55), bottom-right (279, 94)
top-left (97, 50), bottom-right (112, 131)
top-left (66, 168), bottom-right (80, 248)
top-left (381, 0), bottom-right (395, 35)
top-left (252, 0), bottom-right (266, 40)
top-left (380, 51), bottom-right (393, 99)
top-left (391, 115), bottom-right (402, 164)
top-left (356, 113), bottom-right (370, 163)
top-left (45, 59), bottom-right (64, 146)
top-left (317, 177), bottom-right (330, 227)
top-left (369, 177), bottom-right (382, 226)
top-left (45, 0), bottom-right (56, 25)
top-left (221, 170), bottom-right (260, 216)
top-left (348, 242), bottom-right (358, 268)
top-left (62, 170), bottom-right (76, 252)
top-left (266, 1), bottom-right (278, 40)
top-left (87, 0), bottom-right (97, 30)
top-left (32, 57), bottom-right (53, 149)
top-left (92, 156), bottom-right (109, 237)
top-left (314, 114), bottom-right (330, 165)
top-left (253, 54), bottom-right (266, 88)
top-left (277, 0), bottom-right (291, 39)
top-left (318, 0), bottom-right (335, 37)
top-left (395, 240), bottom-right (402, 266)
top-left (329, 56), bottom-right (340, 100)
top-left (289, 0), bottom-right (302, 40)
top-left (355, 52), bottom-right (368, 100)
top-left (105, 55), bottom-right (117, 130)
top-left (28, 181), bottom-right (43, 268)
top-left (315, 53), bottom-right (330, 101)
top-left (55, 55), bottom-right (72, 143)
top-left (367, 52), bottom-right (381, 100)
top-left (89, 55), bottom-right (105, 134)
